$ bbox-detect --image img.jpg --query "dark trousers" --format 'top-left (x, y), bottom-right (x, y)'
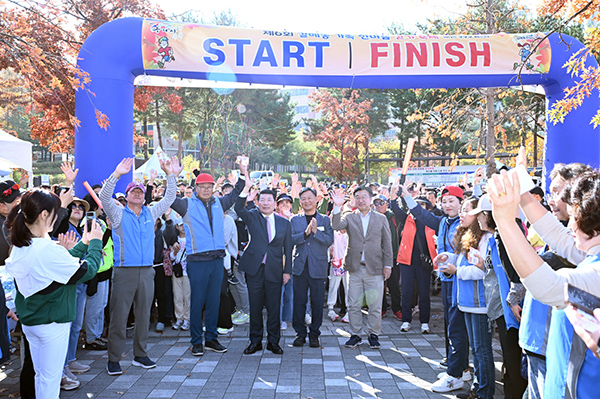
top-left (246, 264), bottom-right (282, 345)
top-left (20, 333), bottom-right (35, 399)
top-left (385, 263), bottom-right (402, 313)
top-left (187, 258), bottom-right (224, 345)
top-left (496, 316), bottom-right (527, 399)
top-left (443, 280), bottom-right (469, 378)
top-left (400, 263), bottom-right (431, 323)
top-left (217, 271), bottom-right (233, 329)
top-left (153, 265), bottom-right (173, 324)
top-left (293, 267), bottom-right (325, 338)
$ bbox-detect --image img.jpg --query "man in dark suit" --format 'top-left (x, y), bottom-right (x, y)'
top-left (235, 176), bottom-right (292, 355)
top-left (290, 187), bottom-right (334, 348)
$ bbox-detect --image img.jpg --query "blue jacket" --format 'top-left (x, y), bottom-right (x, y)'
top-left (181, 196), bottom-right (225, 255)
top-left (290, 212), bottom-right (334, 279)
top-left (113, 206), bottom-right (155, 267)
top-left (404, 195), bottom-right (459, 282)
top-left (519, 292), bottom-right (552, 356)
top-left (544, 254), bottom-right (600, 399)
top-left (488, 235), bottom-right (520, 331)
top-left (455, 253), bottom-right (487, 313)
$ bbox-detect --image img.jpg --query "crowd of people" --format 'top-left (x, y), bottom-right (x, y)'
top-left (1, 148), bottom-right (600, 399)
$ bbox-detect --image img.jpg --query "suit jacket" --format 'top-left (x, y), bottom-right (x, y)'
top-left (235, 196), bottom-right (292, 283)
top-left (332, 209), bottom-right (393, 275)
top-left (290, 212), bottom-right (334, 279)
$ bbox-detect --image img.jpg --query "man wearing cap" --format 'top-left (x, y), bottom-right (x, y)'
top-left (99, 157), bottom-right (181, 376)
top-left (168, 161), bottom-right (247, 356)
top-left (290, 187), bottom-right (334, 348)
top-left (373, 194), bottom-right (401, 320)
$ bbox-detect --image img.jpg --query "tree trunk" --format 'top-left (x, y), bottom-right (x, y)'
top-left (143, 116), bottom-right (149, 160)
top-left (484, 0), bottom-right (497, 178)
top-left (154, 99), bottom-right (163, 150)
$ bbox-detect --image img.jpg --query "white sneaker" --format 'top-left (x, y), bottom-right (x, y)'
top-left (181, 320), bottom-right (190, 331)
top-left (305, 314), bottom-right (312, 325)
top-left (232, 312), bottom-right (250, 325)
top-left (400, 322), bottom-right (411, 332)
top-left (231, 310), bottom-right (242, 320)
top-left (281, 321), bottom-right (288, 330)
top-left (172, 319), bottom-right (184, 330)
top-left (68, 360), bottom-right (90, 374)
top-left (431, 373), bottom-right (464, 393)
top-left (341, 314), bottom-right (349, 323)
top-left (437, 370), bottom-right (471, 382)
top-left (328, 309), bottom-right (339, 322)
top-left (217, 327), bottom-right (234, 335)
top-left (421, 323), bottom-right (430, 334)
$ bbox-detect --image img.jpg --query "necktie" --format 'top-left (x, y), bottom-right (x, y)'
top-left (263, 215), bottom-right (272, 264)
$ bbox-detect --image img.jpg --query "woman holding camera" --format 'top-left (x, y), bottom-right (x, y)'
top-left (5, 189), bottom-right (103, 399)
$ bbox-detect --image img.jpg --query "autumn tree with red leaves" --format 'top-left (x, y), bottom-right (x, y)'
top-left (307, 89), bottom-right (372, 182)
top-left (0, 0), bottom-right (165, 152)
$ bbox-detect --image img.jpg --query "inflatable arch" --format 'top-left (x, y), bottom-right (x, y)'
top-left (75, 17), bottom-right (599, 191)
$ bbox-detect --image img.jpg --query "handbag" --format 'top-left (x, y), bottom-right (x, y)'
top-left (162, 248), bottom-right (173, 276)
top-left (173, 248), bottom-right (185, 278)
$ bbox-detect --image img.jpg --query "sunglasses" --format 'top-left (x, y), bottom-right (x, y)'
top-left (373, 201), bottom-right (385, 206)
top-left (71, 204), bottom-right (85, 210)
top-left (2, 183), bottom-right (19, 198)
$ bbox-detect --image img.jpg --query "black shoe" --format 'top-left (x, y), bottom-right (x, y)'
top-left (456, 390), bottom-right (482, 399)
top-left (440, 357), bottom-right (448, 368)
top-left (85, 339), bottom-right (107, 351)
top-left (192, 344), bottom-right (204, 356)
top-left (266, 342), bottom-right (284, 354)
top-left (132, 356), bottom-right (156, 369)
top-left (243, 342), bottom-right (262, 355)
top-left (368, 333), bottom-right (380, 349)
top-left (309, 335), bottom-right (320, 348)
top-left (293, 336), bottom-right (305, 347)
top-left (106, 361), bottom-right (122, 376)
top-left (205, 339), bottom-right (227, 353)
top-left (227, 270), bottom-right (240, 285)
top-left (345, 334), bottom-right (362, 348)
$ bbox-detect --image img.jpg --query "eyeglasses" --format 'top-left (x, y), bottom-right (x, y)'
top-left (2, 183), bottom-right (19, 198)
top-left (373, 201), bottom-right (385, 206)
top-left (196, 185), bottom-right (213, 191)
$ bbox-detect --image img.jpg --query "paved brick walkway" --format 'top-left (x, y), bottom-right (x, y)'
top-left (0, 297), bottom-right (507, 398)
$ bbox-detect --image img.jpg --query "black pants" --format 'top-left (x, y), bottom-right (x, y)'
top-left (496, 316), bottom-right (527, 399)
top-left (400, 263), bottom-right (431, 323)
top-left (293, 267), bottom-right (325, 338)
top-left (153, 265), bottom-right (174, 324)
top-left (246, 264), bottom-right (282, 344)
top-left (20, 333), bottom-right (35, 399)
top-left (217, 271), bottom-right (233, 329)
top-left (385, 263), bottom-right (401, 313)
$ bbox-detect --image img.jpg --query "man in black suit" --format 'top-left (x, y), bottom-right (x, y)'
top-left (235, 175), bottom-right (292, 355)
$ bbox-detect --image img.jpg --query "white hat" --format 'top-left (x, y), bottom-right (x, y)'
top-left (468, 194), bottom-right (493, 215)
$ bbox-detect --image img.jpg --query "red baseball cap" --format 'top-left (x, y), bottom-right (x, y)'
top-left (440, 185), bottom-right (463, 200)
top-left (195, 173), bottom-right (215, 185)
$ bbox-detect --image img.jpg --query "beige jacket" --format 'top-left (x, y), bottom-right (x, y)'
top-left (332, 209), bottom-right (393, 275)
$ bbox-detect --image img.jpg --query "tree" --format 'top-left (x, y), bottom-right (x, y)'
top-left (307, 89), bottom-right (372, 182)
top-left (0, 0), bottom-right (164, 152)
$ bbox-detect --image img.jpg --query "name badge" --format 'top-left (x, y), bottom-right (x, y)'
top-left (317, 226), bottom-right (325, 231)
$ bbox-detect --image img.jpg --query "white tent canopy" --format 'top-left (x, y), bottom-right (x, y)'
top-left (134, 147), bottom-right (190, 182)
top-left (0, 129), bottom-right (32, 184)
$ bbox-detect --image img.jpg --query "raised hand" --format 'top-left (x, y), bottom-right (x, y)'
top-left (515, 145), bottom-right (527, 169)
top-left (330, 189), bottom-right (345, 207)
top-left (228, 171), bottom-right (237, 184)
top-left (489, 170), bottom-right (521, 224)
top-left (271, 173), bottom-right (280, 189)
top-left (291, 172), bottom-right (298, 184)
top-left (171, 157), bottom-right (184, 177)
top-left (216, 176), bottom-right (226, 187)
top-left (238, 156), bottom-right (248, 175)
top-left (114, 158), bottom-right (134, 178)
top-left (149, 168), bottom-right (158, 185)
top-left (247, 187), bottom-right (258, 202)
top-left (57, 230), bottom-right (78, 250)
top-left (473, 167), bottom-right (485, 186)
top-left (61, 162), bottom-right (79, 185)
top-left (19, 169), bottom-right (29, 188)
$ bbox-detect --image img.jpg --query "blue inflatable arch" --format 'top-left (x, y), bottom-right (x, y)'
top-left (74, 17), bottom-right (600, 191)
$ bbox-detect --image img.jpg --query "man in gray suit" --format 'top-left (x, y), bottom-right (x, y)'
top-left (330, 186), bottom-right (393, 349)
top-left (290, 187), bottom-right (334, 348)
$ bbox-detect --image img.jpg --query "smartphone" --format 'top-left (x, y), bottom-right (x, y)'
top-left (53, 186), bottom-right (70, 195)
top-left (565, 283), bottom-right (600, 315)
top-left (236, 155), bottom-right (249, 167)
top-left (86, 211), bottom-right (97, 232)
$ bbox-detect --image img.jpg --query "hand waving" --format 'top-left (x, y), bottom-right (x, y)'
top-left (61, 162), bottom-right (79, 185)
top-left (114, 158), bottom-right (134, 178)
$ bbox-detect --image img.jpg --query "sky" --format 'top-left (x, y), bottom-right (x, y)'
top-left (151, 0), bottom-right (543, 35)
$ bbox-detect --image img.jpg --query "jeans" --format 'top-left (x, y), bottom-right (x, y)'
top-left (281, 274), bottom-right (293, 322)
top-left (65, 283), bottom-right (87, 366)
top-left (443, 280), bottom-right (469, 378)
top-left (527, 353), bottom-right (546, 399)
top-left (464, 312), bottom-right (495, 399)
top-left (85, 279), bottom-right (109, 342)
top-left (187, 259), bottom-right (223, 345)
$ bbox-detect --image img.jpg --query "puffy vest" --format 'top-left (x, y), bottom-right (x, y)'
top-left (519, 292), bottom-right (552, 356)
top-left (544, 254), bottom-right (600, 399)
top-left (181, 196), bottom-right (225, 255)
top-left (113, 206), bottom-right (155, 267)
top-left (488, 235), bottom-right (519, 330)
top-left (455, 253), bottom-right (487, 312)
top-left (437, 216), bottom-right (459, 282)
